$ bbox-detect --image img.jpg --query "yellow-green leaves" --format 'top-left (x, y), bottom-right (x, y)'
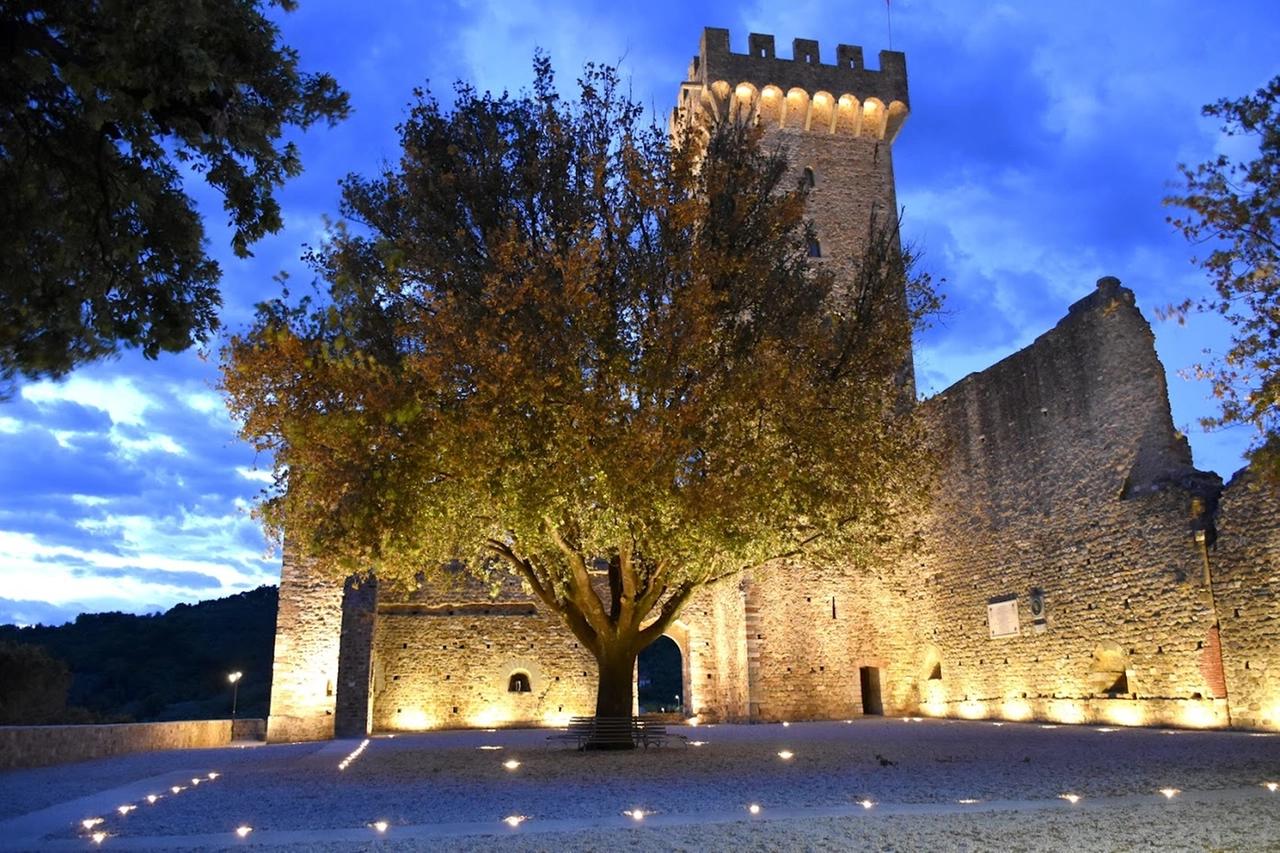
top-left (221, 56), bottom-right (935, 676)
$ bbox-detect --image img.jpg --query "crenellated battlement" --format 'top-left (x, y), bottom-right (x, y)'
top-left (675, 27), bottom-right (909, 141)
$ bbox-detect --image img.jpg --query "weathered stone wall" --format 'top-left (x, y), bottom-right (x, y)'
top-left (907, 278), bottom-right (1229, 728)
top-left (0, 720), bottom-right (235, 771)
top-left (367, 572), bottom-right (597, 730)
top-left (1212, 470), bottom-right (1280, 730)
top-left (371, 607), bottom-right (598, 731)
top-left (680, 578), bottom-right (750, 722)
top-left (738, 555), bottom-right (922, 722)
top-left (335, 576), bottom-right (378, 737)
top-left (266, 548), bottom-right (342, 743)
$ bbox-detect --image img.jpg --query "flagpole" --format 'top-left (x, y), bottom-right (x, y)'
top-left (886, 0), bottom-right (893, 50)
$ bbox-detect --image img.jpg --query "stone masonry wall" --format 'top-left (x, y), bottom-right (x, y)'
top-left (369, 571), bottom-right (597, 730)
top-left (371, 606), bottom-right (597, 731)
top-left (742, 555), bottom-right (922, 722)
top-left (266, 548), bottom-right (343, 743)
top-left (907, 278), bottom-right (1229, 728)
top-left (680, 578), bottom-right (751, 722)
top-left (368, 572), bottom-right (754, 729)
top-left (1212, 469), bottom-right (1280, 730)
top-left (335, 576), bottom-right (378, 737)
top-left (0, 720), bottom-right (233, 771)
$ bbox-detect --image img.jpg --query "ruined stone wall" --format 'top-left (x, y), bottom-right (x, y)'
top-left (334, 577), bottom-right (378, 737)
top-left (739, 555), bottom-right (921, 722)
top-left (367, 572), bottom-right (752, 729)
top-left (1212, 470), bottom-right (1280, 730)
top-left (907, 278), bottom-right (1228, 728)
top-left (266, 548), bottom-right (342, 743)
top-left (680, 578), bottom-right (750, 722)
top-left (367, 572), bottom-right (597, 730)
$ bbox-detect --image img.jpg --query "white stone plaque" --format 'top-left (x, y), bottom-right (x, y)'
top-left (988, 599), bottom-right (1020, 638)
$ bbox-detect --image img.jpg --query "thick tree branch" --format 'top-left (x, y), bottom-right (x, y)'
top-left (485, 536), bottom-right (598, 649)
top-left (543, 517), bottom-right (610, 634)
top-left (637, 581), bottom-right (698, 648)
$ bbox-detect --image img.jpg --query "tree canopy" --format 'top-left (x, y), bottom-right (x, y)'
top-left (1166, 75), bottom-right (1280, 477)
top-left (222, 58), bottom-right (937, 725)
top-left (0, 0), bottom-right (349, 396)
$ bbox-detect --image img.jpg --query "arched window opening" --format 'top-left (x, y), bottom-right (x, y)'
top-left (802, 166), bottom-right (815, 188)
top-left (508, 671), bottom-right (531, 693)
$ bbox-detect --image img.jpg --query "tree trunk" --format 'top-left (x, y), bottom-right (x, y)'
top-left (588, 645), bottom-right (638, 750)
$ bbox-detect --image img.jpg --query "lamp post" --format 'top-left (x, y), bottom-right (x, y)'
top-left (228, 671), bottom-right (242, 721)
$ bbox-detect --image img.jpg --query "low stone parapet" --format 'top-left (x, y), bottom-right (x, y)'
top-left (0, 719), bottom-right (262, 771)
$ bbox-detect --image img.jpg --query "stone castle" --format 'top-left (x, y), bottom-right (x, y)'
top-left (265, 28), bottom-right (1280, 742)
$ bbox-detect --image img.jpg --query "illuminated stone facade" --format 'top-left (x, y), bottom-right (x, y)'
top-left (266, 29), bottom-right (1280, 742)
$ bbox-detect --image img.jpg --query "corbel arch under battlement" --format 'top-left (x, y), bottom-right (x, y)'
top-left (809, 90), bottom-right (836, 133)
top-left (782, 87), bottom-right (809, 129)
top-left (757, 84), bottom-right (784, 126)
top-left (701, 80), bottom-right (907, 140)
top-left (729, 81), bottom-right (759, 124)
top-left (860, 97), bottom-right (888, 139)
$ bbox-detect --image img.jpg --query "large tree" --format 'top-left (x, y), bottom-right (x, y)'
top-left (0, 0), bottom-right (349, 396)
top-left (1166, 75), bottom-right (1280, 477)
top-left (222, 58), bottom-right (936, 733)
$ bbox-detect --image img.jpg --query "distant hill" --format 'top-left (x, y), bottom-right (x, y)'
top-left (0, 586), bottom-right (276, 723)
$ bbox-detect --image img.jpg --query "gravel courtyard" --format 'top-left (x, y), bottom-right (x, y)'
top-left (2, 717), bottom-right (1279, 851)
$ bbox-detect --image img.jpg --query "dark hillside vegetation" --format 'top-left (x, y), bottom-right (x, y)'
top-left (0, 586), bottom-right (276, 723)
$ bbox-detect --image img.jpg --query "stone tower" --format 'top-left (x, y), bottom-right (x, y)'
top-left (671, 29), bottom-right (916, 722)
top-left (672, 27), bottom-right (911, 381)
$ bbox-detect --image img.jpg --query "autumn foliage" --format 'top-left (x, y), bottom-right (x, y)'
top-left (1167, 75), bottom-right (1280, 477)
top-left (222, 58), bottom-right (936, 722)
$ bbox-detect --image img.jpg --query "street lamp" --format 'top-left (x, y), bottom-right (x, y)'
top-left (228, 671), bottom-right (242, 721)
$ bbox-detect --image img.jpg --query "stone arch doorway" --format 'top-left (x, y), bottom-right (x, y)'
top-left (638, 634), bottom-right (686, 714)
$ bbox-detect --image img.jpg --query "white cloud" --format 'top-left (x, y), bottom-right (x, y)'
top-left (184, 390), bottom-right (223, 415)
top-left (114, 432), bottom-right (185, 459)
top-left (0, 519), bottom-right (276, 610)
top-left (22, 375), bottom-right (154, 425)
top-left (237, 466), bottom-right (275, 484)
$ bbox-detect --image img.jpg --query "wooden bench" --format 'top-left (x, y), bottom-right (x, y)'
top-left (633, 718), bottom-right (688, 749)
top-left (546, 716), bottom-right (688, 749)
top-left (545, 716), bottom-right (595, 749)
top-left (590, 717), bottom-right (637, 749)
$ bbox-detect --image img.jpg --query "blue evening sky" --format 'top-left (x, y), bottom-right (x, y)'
top-left (3, 0), bottom-right (1278, 626)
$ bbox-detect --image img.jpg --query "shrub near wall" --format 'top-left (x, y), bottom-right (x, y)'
top-left (0, 719), bottom-right (238, 771)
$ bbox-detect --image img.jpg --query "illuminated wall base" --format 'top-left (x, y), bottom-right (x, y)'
top-left (919, 696), bottom-right (1232, 730)
top-left (266, 714), bottom-right (337, 743)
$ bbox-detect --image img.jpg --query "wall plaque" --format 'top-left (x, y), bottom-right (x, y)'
top-left (988, 597), bottom-right (1020, 638)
